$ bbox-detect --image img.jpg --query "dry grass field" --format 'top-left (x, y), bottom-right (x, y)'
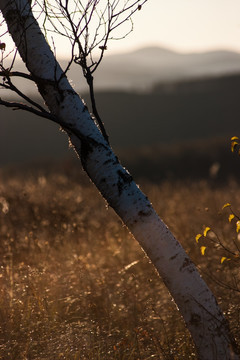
top-left (0, 162), bottom-right (240, 359)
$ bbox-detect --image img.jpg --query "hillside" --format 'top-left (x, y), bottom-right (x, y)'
top-left (0, 72), bottom-right (240, 180)
top-left (88, 74), bottom-right (240, 147)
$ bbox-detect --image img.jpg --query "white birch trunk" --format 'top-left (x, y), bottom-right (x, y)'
top-left (0, 1), bottom-right (239, 359)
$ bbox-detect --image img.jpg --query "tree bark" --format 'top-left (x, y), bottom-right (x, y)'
top-left (0, 1), bottom-right (239, 358)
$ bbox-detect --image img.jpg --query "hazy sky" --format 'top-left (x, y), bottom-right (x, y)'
top-left (106, 0), bottom-right (240, 55)
top-left (1, 0), bottom-right (240, 58)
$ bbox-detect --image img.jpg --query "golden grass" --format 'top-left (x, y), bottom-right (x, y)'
top-left (0, 164), bottom-right (239, 359)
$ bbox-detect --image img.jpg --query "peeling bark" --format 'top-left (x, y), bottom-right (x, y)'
top-left (0, 1), bottom-right (239, 359)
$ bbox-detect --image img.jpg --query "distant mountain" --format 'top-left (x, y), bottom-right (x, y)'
top-left (91, 46), bottom-right (240, 91)
top-left (4, 46), bottom-right (240, 96)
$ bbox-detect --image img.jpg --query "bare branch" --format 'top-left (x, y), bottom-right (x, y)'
top-left (0, 70), bottom-right (34, 81)
top-left (0, 98), bottom-right (55, 122)
top-left (0, 67), bottom-right (46, 112)
top-left (35, 0), bottom-right (148, 72)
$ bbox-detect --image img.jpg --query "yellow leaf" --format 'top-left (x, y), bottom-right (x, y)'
top-left (231, 136), bottom-right (239, 141)
top-left (229, 214), bottom-right (235, 223)
top-left (195, 234), bottom-right (202, 243)
top-left (200, 246), bottom-right (206, 255)
top-left (221, 257), bottom-right (231, 264)
top-left (222, 203), bottom-right (231, 210)
top-left (231, 141), bottom-right (239, 152)
top-left (203, 227), bottom-right (210, 237)
top-left (221, 257), bottom-right (226, 264)
top-left (236, 221), bottom-right (240, 233)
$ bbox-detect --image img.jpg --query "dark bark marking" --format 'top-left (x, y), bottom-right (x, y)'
top-left (117, 169), bottom-right (133, 196)
top-left (64, 89), bottom-right (77, 96)
top-left (82, 105), bottom-right (88, 113)
top-left (138, 209), bottom-right (152, 217)
top-left (189, 313), bottom-right (201, 327)
top-left (5, 9), bottom-right (20, 24)
top-left (179, 257), bottom-right (194, 273)
top-left (80, 139), bottom-right (94, 170)
top-left (103, 157), bottom-right (118, 166)
top-left (170, 253), bottom-right (178, 261)
top-left (103, 159), bottom-right (112, 166)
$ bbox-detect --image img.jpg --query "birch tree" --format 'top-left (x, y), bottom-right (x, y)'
top-left (0, 1), bottom-right (239, 359)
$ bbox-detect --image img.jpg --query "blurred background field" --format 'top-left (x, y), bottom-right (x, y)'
top-left (0, 163), bottom-right (240, 359)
